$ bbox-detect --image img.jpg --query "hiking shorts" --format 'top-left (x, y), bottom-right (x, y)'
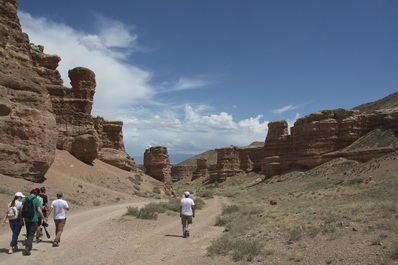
top-left (181, 215), bottom-right (193, 225)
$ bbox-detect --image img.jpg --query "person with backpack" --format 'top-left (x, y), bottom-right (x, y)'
top-left (1, 192), bottom-right (25, 254)
top-left (21, 189), bottom-right (47, 256)
top-left (36, 187), bottom-right (49, 243)
top-left (47, 191), bottom-right (69, 247)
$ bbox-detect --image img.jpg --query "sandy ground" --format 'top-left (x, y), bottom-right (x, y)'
top-left (0, 196), bottom-right (228, 265)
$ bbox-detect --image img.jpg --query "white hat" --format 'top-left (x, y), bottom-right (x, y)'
top-left (184, 191), bottom-right (190, 196)
top-left (15, 192), bottom-right (25, 198)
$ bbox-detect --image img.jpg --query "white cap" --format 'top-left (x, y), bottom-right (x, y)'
top-left (184, 191), bottom-right (190, 196)
top-left (15, 192), bottom-right (25, 198)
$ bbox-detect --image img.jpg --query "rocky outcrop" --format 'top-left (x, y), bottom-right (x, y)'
top-left (192, 158), bottom-right (209, 181)
top-left (199, 107), bottom-right (398, 183)
top-left (212, 146), bottom-right (242, 182)
top-left (0, 0), bottom-right (58, 181)
top-left (171, 165), bottom-right (195, 182)
top-left (261, 108), bottom-right (398, 178)
top-left (144, 146), bottom-right (172, 185)
top-left (45, 67), bottom-right (99, 164)
top-left (94, 117), bottom-right (137, 171)
top-left (0, 0), bottom-right (138, 180)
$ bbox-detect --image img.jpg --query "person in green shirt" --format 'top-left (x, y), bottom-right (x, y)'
top-left (22, 189), bottom-right (47, 256)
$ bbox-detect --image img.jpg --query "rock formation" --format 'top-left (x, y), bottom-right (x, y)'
top-left (192, 158), bottom-right (209, 181)
top-left (94, 117), bottom-right (136, 171)
top-left (171, 165), bottom-right (195, 182)
top-left (0, 0), bottom-right (137, 181)
top-left (144, 146), bottom-right (172, 185)
top-left (45, 66), bottom-right (99, 164)
top-left (262, 108), bottom-right (398, 178)
top-left (0, 0), bottom-right (58, 181)
top-left (187, 107), bottom-right (398, 184)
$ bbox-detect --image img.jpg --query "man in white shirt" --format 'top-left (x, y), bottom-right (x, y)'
top-left (180, 191), bottom-right (195, 238)
top-left (48, 192), bottom-right (69, 247)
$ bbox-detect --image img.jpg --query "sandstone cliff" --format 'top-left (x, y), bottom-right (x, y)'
top-left (94, 117), bottom-right (137, 171)
top-left (0, 0), bottom-right (137, 181)
top-left (144, 146), bottom-right (172, 186)
top-left (0, 0), bottom-right (58, 181)
top-left (178, 105), bottom-right (398, 184)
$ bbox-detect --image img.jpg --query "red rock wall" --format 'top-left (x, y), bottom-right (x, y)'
top-left (0, 0), bottom-right (58, 181)
top-left (144, 146), bottom-right (172, 185)
top-left (94, 117), bottom-right (137, 171)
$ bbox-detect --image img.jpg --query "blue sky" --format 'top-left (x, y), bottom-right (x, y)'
top-left (18, 0), bottom-right (398, 163)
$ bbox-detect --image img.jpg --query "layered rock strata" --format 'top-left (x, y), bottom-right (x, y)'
top-left (45, 67), bottom-right (99, 163)
top-left (144, 146), bottom-right (172, 185)
top-left (196, 107), bottom-right (398, 183)
top-left (0, 0), bottom-right (57, 181)
top-left (262, 108), bottom-right (398, 178)
top-left (192, 158), bottom-right (209, 181)
top-left (0, 0), bottom-right (138, 180)
top-left (171, 165), bottom-right (195, 182)
top-left (94, 117), bottom-right (136, 171)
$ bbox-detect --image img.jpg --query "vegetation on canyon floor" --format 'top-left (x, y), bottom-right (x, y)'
top-left (172, 150), bottom-right (398, 264)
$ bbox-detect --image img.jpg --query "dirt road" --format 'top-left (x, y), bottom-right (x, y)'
top-left (0, 197), bottom-right (227, 265)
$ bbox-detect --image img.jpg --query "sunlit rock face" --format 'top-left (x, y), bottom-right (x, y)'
top-left (0, 0), bottom-right (57, 181)
top-left (144, 146), bottom-right (172, 185)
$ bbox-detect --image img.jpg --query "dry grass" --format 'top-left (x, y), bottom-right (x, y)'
top-left (177, 150), bottom-right (398, 264)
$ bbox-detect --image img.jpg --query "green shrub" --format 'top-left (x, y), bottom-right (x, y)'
top-left (215, 214), bottom-right (235, 227)
top-left (125, 206), bottom-right (158, 220)
top-left (222, 204), bottom-right (240, 215)
top-left (126, 206), bottom-right (140, 217)
top-left (152, 186), bottom-right (161, 194)
top-left (194, 197), bottom-right (205, 210)
top-left (207, 236), bottom-right (234, 256)
top-left (231, 239), bottom-right (265, 262)
top-left (196, 190), bottom-right (214, 199)
top-left (144, 202), bottom-right (167, 213)
top-left (205, 182), bottom-right (220, 189)
top-left (286, 227), bottom-right (302, 242)
top-left (158, 198), bottom-right (180, 212)
top-left (136, 207), bottom-right (158, 220)
top-left (207, 236), bottom-right (264, 262)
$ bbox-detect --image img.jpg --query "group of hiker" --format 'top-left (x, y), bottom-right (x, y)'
top-left (2, 188), bottom-right (195, 256)
top-left (2, 188), bottom-right (70, 256)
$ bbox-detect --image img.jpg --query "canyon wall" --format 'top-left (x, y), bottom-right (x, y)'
top-left (0, 0), bottom-right (57, 181)
top-left (0, 0), bottom-right (137, 181)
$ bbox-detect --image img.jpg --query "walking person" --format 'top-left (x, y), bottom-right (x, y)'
top-left (1, 192), bottom-right (25, 254)
top-left (180, 191), bottom-right (195, 238)
top-left (22, 189), bottom-right (47, 256)
top-left (36, 187), bottom-right (49, 242)
top-left (34, 187), bottom-right (44, 243)
top-left (47, 191), bottom-right (69, 247)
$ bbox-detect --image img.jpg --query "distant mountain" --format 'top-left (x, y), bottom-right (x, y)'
top-left (353, 92), bottom-right (398, 113)
top-left (175, 141), bottom-right (264, 166)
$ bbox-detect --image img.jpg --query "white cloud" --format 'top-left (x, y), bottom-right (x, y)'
top-left (168, 77), bottom-right (211, 92)
top-left (273, 104), bottom-right (299, 114)
top-left (19, 11), bottom-right (153, 110)
top-left (94, 14), bottom-right (137, 49)
top-left (18, 11), bottom-right (269, 159)
top-left (115, 105), bottom-right (269, 157)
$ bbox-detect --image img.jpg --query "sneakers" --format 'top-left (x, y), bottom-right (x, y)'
top-left (23, 249), bottom-right (31, 256)
top-left (184, 230), bottom-right (190, 238)
top-left (52, 241), bottom-right (59, 247)
top-left (8, 248), bottom-right (13, 254)
top-left (35, 237), bottom-right (42, 243)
